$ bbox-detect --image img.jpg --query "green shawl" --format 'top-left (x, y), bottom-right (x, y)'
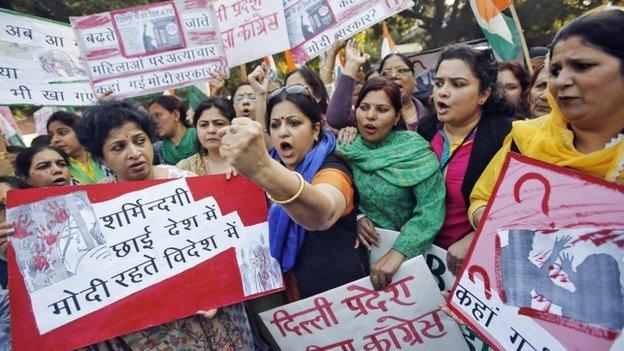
top-left (162, 128), bottom-right (197, 165)
top-left (338, 131), bottom-right (446, 258)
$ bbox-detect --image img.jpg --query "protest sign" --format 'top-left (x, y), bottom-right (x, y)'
top-left (449, 153), bottom-right (624, 351)
top-left (284, 0), bottom-right (414, 64)
top-left (371, 229), bottom-right (492, 351)
top-left (215, 0), bottom-right (290, 67)
top-left (7, 175), bottom-right (282, 351)
top-left (260, 255), bottom-right (469, 350)
top-left (0, 9), bottom-right (95, 106)
top-left (70, 1), bottom-right (229, 99)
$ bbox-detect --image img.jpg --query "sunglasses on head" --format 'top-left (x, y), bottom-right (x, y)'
top-left (267, 84), bottom-right (312, 102)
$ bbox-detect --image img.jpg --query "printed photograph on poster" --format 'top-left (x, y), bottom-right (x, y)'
top-left (7, 191), bottom-right (110, 293)
top-left (235, 223), bottom-right (282, 297)
top-left (448, 154), bottom-right (624, 351)
top-left (497, 228), bottom-right (624, 332)
top-left (111, 2), bottom-right (185, 57)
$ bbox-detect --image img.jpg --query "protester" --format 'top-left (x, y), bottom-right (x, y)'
top-left (498, 61), bottom-right (530, 117)
top-left (0, 176), bottom-right (29, 351)
top-left (47, 111), bottom-right (113, 184)
top-left (218, 88), bottom-right (368, 301)
top-left (325, 41), bottom-right (430, 132)
top-left (467, 7), bottom-right (624, 269)
top-left (285, 67), bottom-right (330, 115)
top-left (14, 145), bottom-right (71, 187)
top-left (0, 176), bottom-right (31, 282)
top-left (149, 95), bottom-right (197, 165)
top-left (78, 99), bottom-right (254, 350)
top-left (338, 77), bottom-right (446, 290)
top-left (417, 45), bottom-right (515, 274)
top-left (177, 97), bottom-right (238, 177)
top-left (527, 60), bottom-right (552, 118)
top-left (231, 83), bottom-right (257, 119)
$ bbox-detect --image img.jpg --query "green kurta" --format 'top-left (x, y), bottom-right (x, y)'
top-left (338, 131), bottom-right (446, 258)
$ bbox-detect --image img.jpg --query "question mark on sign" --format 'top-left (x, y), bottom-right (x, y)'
top-left (513, 172), bottom-right (552, 216)
top-left (468, 265), bottom-right (492, 300)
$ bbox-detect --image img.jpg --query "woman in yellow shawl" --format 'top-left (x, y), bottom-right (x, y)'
top-left (451, 8), bottom-right (624, 267)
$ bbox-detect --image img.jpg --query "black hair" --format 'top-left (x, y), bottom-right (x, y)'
top-left (14, 145), bottom-right (69, 180)
top-left (551, 8), bottom-right (624, 74)
top-left (285, 67), bottom-right (329, 114)
top-left (6, 145), bottom-right (25, 154)
top-left (379, 53), bottom-right (415, 75)
top-left (148, 95), bottom-right (191, 128)
top-left (0, 176), bottom-right (31, 190)
top-left (46, 111), bottom-right (81, 131)
top-left (193, 97), bottom-right (236, 155)
top-left (435, 44), bottom-right (515, 120)
top-left (356, 77), bottom-right (402, 113)
top-left (266, 92), bottom-right (323, 140)
top-left (30, 135), bottom-right (51, 147)
top-left (77, 100), bottom-right (156, 159)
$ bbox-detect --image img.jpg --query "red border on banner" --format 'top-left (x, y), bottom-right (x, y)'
top-left (446, 153), bottom-right (624, 351)
top-left (8, 175), bottom-right (280, 351)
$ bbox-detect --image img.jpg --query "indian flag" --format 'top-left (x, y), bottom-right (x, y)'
top-left (469, 0), bottom-right (520, 61)
top-left (380, 21), bottom-right (396, 59)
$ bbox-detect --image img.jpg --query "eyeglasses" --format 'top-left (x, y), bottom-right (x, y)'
top-left (267, 84), bottom-right (312, 102)
top-left (380, 67), bottom-right (413, 77)
top-left (233, 93), bottom-right (256, 103)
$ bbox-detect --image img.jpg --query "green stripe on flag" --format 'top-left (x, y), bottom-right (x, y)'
top-left (482, 14), bottom-right (520, 61)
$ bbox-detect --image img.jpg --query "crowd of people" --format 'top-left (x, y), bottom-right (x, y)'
top-left (0, 5), bottom-right (622, 350)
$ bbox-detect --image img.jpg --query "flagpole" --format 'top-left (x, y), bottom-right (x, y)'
top-left (239, 64), bottom-right (248, 80)
top-left (509, 4), bottom-right (533, 75)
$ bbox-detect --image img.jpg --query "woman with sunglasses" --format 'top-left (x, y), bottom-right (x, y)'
top-left (218, 88), bottom-right (368, 301)
top-left (325, 41), bottom-right (431, 132)
top-left (338, 77), bottom-right (446, 290)
top-left (149, 95), bottom-right (197, 165)
top-left (231, 83), bottom-right (257, 119)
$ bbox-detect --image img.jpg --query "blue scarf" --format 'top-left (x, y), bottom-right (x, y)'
top-left (268, 130), bottom-right (336, 272)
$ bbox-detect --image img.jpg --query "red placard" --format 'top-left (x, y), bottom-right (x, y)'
top-left (8, 175), bottom-right (281, 351)
top-left (448, 153), bottom-right (624, 351)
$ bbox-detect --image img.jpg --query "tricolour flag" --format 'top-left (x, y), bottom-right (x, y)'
top-left (380, 21), bottom-right (396, 58)
top-left (264, 55), bottom-right (279, 81)
top-left (469, 0), bottom-right (520, 61)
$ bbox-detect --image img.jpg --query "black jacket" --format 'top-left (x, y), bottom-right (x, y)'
top-left (418, 114), bottom-right (513, 207)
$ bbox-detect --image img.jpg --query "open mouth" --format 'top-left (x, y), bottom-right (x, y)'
top-left (279, 141), bottom-right (294, 158)
top-left (436, 101), bottom-right (450, 114)
top-left (129, 161), bottom-right (147, 173)
top-left (362, 124), bottom-right (377, 134)
top-left (52, 177), bottom-right (67, 186)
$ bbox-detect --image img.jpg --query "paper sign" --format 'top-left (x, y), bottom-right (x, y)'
top-left (284, 0), bottom-right (413, 63)
top-left (7, 175), bottom-right (282, 351)
top-left (0, 9), bottom-right (95, 106)
top-left (70, 0), bottom-right (229, 99)
top-left (260, 255), bottom-right (469, 350)
top-left (449, 153), bottom-right (624, 351)
top-left (215, 0), bottom-right (290, 67)
top-left (371, 228), bottom-right (493, 351)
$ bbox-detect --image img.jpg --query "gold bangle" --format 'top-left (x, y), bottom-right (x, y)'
top-left (266, 172), bottom-right (305, 205)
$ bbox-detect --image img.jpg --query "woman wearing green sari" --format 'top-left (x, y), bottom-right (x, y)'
top-left (149, 95), bottom-right (197, 165)
top-left (339, 77), bottom-right (446, 290)
top-left (47, 111), bottom-right (113, 184)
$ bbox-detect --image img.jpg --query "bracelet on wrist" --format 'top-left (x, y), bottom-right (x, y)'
top-left (356, 213), bottom-right (366, 221)
top-left (266, 172), bottom-right (305, 205)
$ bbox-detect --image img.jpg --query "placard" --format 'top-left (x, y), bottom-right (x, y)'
top-left (449, 153), bottom-right (624, 351)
